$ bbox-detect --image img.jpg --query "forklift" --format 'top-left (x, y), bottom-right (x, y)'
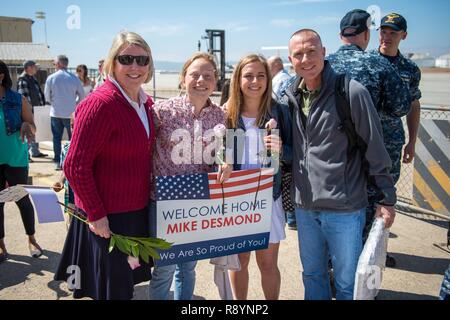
top-left (199, 29), bottom-right (226, 91)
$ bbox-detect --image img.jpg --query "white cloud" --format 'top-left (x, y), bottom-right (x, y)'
top-left (270, 19), bottom-right (297, 28)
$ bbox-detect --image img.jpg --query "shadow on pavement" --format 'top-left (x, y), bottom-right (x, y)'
top-left (0, 249), bottom-right (68, 298)
top-left (399, 212), bottom-right (450, 231)
top-left (377, 289), bottom-right (438, 300)
top-left (133, 285), bottom-right (206, 300)
top-left (389, 232), bottom-right (398, 239)
top-left (47, 280), bottom-right (72, 300)
top-left (388, 252), bottom-right (449, 275)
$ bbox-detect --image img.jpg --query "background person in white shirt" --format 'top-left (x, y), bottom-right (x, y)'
top-left (44, 55), bottom-right (85, 170)
top-left (267, 56), bottom-right (292, 99)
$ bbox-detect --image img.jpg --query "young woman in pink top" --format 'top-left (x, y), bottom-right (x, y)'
top-left (148, 53), bottom-right (228, 300)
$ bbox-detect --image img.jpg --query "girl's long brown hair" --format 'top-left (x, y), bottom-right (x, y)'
top-left (76, 64), bottom-right (89, 85)
top-left (226, 54), bottom-right (273, 129)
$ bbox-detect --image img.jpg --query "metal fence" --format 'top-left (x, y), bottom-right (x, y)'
top-left (396, 105), bottom-right (450, 221)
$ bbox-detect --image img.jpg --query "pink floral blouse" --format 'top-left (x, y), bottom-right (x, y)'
top-left (151, 96), bottom-right (226, 198)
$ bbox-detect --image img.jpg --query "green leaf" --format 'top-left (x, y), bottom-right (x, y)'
top-left (131, 244), bottom-right (139, 258)
top-left (146, 246), bottom-right (161, 260)
top-left (138, 245), bottom-right (150, 264)
top-left (107, 234), bottom-right (172, 258)
top-left (137, 238), bottom-right (173, 249)
top-left (108, 237), bottom-right (116, 253)
top-left (128, 236), bottom-right (170, 246)
top-left (138, 242), bottom-right (154, 257)
top-left (114, 236), bottom-right (131, 255)
top-left (126, 238), bottom-right (139, 247)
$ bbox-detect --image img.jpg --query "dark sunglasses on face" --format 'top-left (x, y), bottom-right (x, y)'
top-left (116, 55), bottom-right (150, 66)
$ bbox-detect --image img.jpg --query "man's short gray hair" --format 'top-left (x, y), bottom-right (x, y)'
top-left (56, 55), bottom-right (69, 67)
top-left (290, 29), bottom-right (323, 46)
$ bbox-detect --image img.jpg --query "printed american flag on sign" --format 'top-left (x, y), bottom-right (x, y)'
top-left (156, 168), bottom-right (274, 201)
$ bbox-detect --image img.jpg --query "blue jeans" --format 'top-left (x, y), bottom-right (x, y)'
top-left (148, 200), bottom-right (197, 300)
top-left (51, 117), bottom-right (71, 163)
top-left (148, 261), bottom-right (197, 300)
top-left (295, 208), bottom-right (365, 300)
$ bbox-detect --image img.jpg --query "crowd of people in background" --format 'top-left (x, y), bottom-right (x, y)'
top-left (1, 8), bottom-right (449, 301)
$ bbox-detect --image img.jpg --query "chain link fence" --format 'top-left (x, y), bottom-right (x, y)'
top-left (396, 105), bottom-right (450, 221)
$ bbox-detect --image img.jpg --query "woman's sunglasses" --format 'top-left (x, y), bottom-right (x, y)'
top-left (116, 55), bottom-right (150, 66)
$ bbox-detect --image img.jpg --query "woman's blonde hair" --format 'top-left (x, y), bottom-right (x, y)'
top-left (103, 31), bottom-right (154, 83)
top-left (179, 52), bottom-right (218, 89)
top-left (226, 54), bottom-right (273, 129)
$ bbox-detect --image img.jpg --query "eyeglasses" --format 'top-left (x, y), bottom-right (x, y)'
top-left (116, 55), bottom-right (150, 66)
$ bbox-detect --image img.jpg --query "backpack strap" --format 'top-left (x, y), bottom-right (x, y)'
top-left (335, 74), bottom-right (359, 156)
top-left (335, 74), bottom-right (371, 182)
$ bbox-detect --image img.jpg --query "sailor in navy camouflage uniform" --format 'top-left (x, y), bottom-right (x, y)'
top-left (374, 13), bottom-right (422, 169)
top-left (440, 265), bottom-right (450, 300)
top-left (374, 14), bottom-right (423, 268)
top-left (327, 10), bottom-right (411, 247)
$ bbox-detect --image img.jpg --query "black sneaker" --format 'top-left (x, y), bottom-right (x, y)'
top-left (386, 254), bottom-right (396, 268)
top-left (0, 252), bottom-right (8, 264)
top-left (32, 152), bottom-right (48, 158)
top-left (55, 163), bottom-right (62, 171)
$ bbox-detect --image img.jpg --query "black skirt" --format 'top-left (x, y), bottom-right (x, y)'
top-left (54, 207), bottom-right (153, 300)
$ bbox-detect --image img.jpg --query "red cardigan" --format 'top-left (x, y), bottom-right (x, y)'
top-left (64, 79), bottom-right (155, 222)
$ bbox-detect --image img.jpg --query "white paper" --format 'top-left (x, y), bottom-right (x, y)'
top-left (0, 186), bottom-right (28, 203)
top-left (22, 185), bottom-right (65, 224)
top-left (354, 218), bottom-right (389, 300)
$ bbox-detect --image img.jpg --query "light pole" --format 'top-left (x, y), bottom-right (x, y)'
top-left (35, 11), bottom-right (48, 46)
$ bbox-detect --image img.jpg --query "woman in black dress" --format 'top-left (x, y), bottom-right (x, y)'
top-left (54, 31), bottom-right (156, 300)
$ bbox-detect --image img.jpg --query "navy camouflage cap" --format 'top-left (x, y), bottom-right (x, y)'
top-left (380, 13), bottom-right (407, 32)
top-left (23, 60), bottom-right (37, 69)
top-left (340, 9), bottom-right (371, 37)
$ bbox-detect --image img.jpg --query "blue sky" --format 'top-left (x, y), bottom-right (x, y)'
top-left (2, 0), bottom-right (450, 69)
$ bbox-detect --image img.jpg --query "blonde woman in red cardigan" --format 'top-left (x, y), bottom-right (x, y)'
top-left (55, 31), bottom-right (156, 300)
